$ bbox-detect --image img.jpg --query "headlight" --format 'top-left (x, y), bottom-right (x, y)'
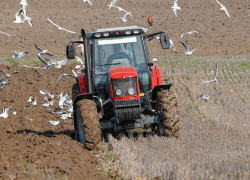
top-left (128, 88), bottom-right (136, 95)
top-left (115, 89), bottom-right (123, 96)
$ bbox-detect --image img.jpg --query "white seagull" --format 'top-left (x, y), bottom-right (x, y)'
top-left (179, 41), bottom-right (196, 55)
top-left (49, 120), bottom-right (60, 126)
top-left (198, 94), bottom-right (210, 102)
top-left (181, 30), bottom-right (199, 39)
top-left (111, 6), bottom-right (133, 17)
top-left (171, 0), bottom-right (181, 17)
top-left (216, 0), bottom-right (230, 18)
top-left (45, 57), bottom-right (72, 69)
top-left (83, 0), bottom-right (93, 5)
top-left (199, 63), bottom-right (219, 83)
top-left (25, 96), bottom-right (32, 103)
top-left (40, 90), bottom-right (47, 95)
top-left (34, 43), bottom-right (60, 57)
top-left (37, 53), bottom-right (52, 70)
top-left (12, 51), bottom-right (29, 59)
top-left (47, 18), bottom-right (76, 33)
top-left (0, 106), bottom-right (12, 119)
top-left (0, 30), bottom-right (12, 37)
top-left (0, 69), bottom-right (18, 78)
top-left (13, 8), bottom-right (25, 24)
top-left (115, 12), bottom-right (133, 22)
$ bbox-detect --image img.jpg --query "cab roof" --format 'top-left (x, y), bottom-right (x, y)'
top-left (86, 26), bottom-right (148, 39)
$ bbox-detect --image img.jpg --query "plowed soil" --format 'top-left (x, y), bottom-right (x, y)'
top-left (0, 0), bottom-right (250, 179)
top-left (0, 64), bottom-right (109, 179)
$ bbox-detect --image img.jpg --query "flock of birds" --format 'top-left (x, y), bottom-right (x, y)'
top-left (0, 0), bottom-right (247, 119)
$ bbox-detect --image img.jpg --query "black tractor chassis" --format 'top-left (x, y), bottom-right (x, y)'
top-left (100, 115), bottom-right (159, 131)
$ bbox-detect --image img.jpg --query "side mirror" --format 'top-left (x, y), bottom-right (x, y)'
top-left (66, 44), bottom-right (75, 59)
top-left (160, 35), bottom-right (170, 49)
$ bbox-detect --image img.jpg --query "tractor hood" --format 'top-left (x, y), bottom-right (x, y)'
top-left (109, 66), bottom-right (137, 79)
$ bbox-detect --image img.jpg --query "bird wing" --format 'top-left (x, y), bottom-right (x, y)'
top-left (60, 27), bottom-right (76, 33)
top-left (59, 59), bottom-right (71, 65)
top-left (34, 43), bottom-right (44, 52)
top-left (15, 8), bottom-right (23, 21)
top-left (9, 71), bottom-right (19, 76)
top-left (5, 106), bottom-right (12, 114)
top-left (216, 0), bottom-right (223, 8)
top-left (75, 56), bottom-right (84, 65)
top-left (224, 9), bottom-right (231, 18)
top-left (37, 54), bottom-right (50, 66)
top-left (0, 31), bottom-right (12, 37)
top-left (0, 69), bottom-right (7, 76)
top-left (72, 70), bottom-right (77, 77)
top-left (47, 18), bottom-right (61, 30)
top-left (169, 39), bottom-right (176, 51)
top-left (179, 41), bottom-right (189, 52)
top-left (86, 0), bottom-right (93, 5)
top-left (181, 32), bottom-right (186, 38)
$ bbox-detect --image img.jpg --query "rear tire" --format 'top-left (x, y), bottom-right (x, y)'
top-left (75, 99), bottom-right (102, 150)
top-left (157, 89), bottom-right (180, 137)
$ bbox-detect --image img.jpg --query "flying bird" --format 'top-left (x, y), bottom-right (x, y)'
top-left (0, 106), bottom-right (12, 119)
top-left (111, 6), bottom-right (132, 16)
top-left (0, 69), bottom-right (18, 78)
top-left (13, 8), bottom-right (25, 24)
top-left (0, 30), bottom-right (12, 37)
top-left (37, 53), bottom-right (52, 70)
top-left (83, 0), bottom-right (93, 5)
top-left (45, 57), bottom-right (72, 69)
top-left (179, 41), bottom-right (196, 55)
top-left (199, 63), bottom-right (219, 83)
top-left (115, 12), bottom-right (133, 22)
top-left (216, 0), bottom-right (231, 18)
top-left (12, 51), bottom-right (29, 59)
top-left (171, 0), bottom-right (181, 17)
top-left (34, 43), bottom-right (60, 57)
top-left (47, 18), bottom-right (76, 33)
top-left (181, 30), bottom-right (199, 39)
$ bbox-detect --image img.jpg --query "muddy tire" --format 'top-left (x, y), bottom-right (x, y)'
top-left (75, 99), bottom-right (102, 150)
top-left (72, 83), bottom-right (80, 101)
top-left (157, 89), bottom-right (180, 137)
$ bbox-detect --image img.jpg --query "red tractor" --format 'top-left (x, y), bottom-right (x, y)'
top-left (66, 22), bottom-right (179, 150)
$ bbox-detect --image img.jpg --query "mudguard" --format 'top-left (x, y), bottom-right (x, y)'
top-left (151, 84), bottom-right (172, 100)
top-left (151, 66), bottom-right (162, 89)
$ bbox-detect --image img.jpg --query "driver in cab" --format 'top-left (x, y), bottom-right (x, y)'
top-left (107, 44), bottom-right (132, 65)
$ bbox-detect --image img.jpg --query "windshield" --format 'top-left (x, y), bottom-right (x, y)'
top-left (93, 35), bottom-right (148, 74)
top-left (92, 35), bottom-right (150, 100)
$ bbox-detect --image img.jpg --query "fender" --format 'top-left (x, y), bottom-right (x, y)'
top-left (151, 84), bottom-right (172, 101)
top-left (77, 74), bottom-right (87, 94)
top-left (151, 66), bottom-right (162, 89)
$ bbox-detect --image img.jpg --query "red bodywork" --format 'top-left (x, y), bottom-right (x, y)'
top-left (77, 74), bottom-right (87, 94)
top-left (109, 66), bottom-right (140, 101)
top-left (151, 66), bottom-right (162, 89)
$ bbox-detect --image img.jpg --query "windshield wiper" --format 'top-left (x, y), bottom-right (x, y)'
top-left (96, 62), bottom-right (121, 66)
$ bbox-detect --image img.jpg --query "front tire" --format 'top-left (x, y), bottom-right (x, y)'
top-left (157, 89), bottom-right (180, 137)
top-left (75, 99), bottom-right (102, 150)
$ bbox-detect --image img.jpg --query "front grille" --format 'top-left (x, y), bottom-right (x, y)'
top-left (113, 99), bottom-right (141, 122)
top-left (112, 77), bottom-right (137, 97)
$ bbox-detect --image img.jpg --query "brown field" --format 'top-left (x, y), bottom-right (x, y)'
top-left (1, 0), bottom-right (250, 179)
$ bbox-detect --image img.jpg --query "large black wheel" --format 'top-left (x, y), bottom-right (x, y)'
top-left (156, 89), bottom-right (180, 137)
top-left (72, 83), bottom-right (81, 101)
top-left (75, 99), bottom-right (102, 150)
